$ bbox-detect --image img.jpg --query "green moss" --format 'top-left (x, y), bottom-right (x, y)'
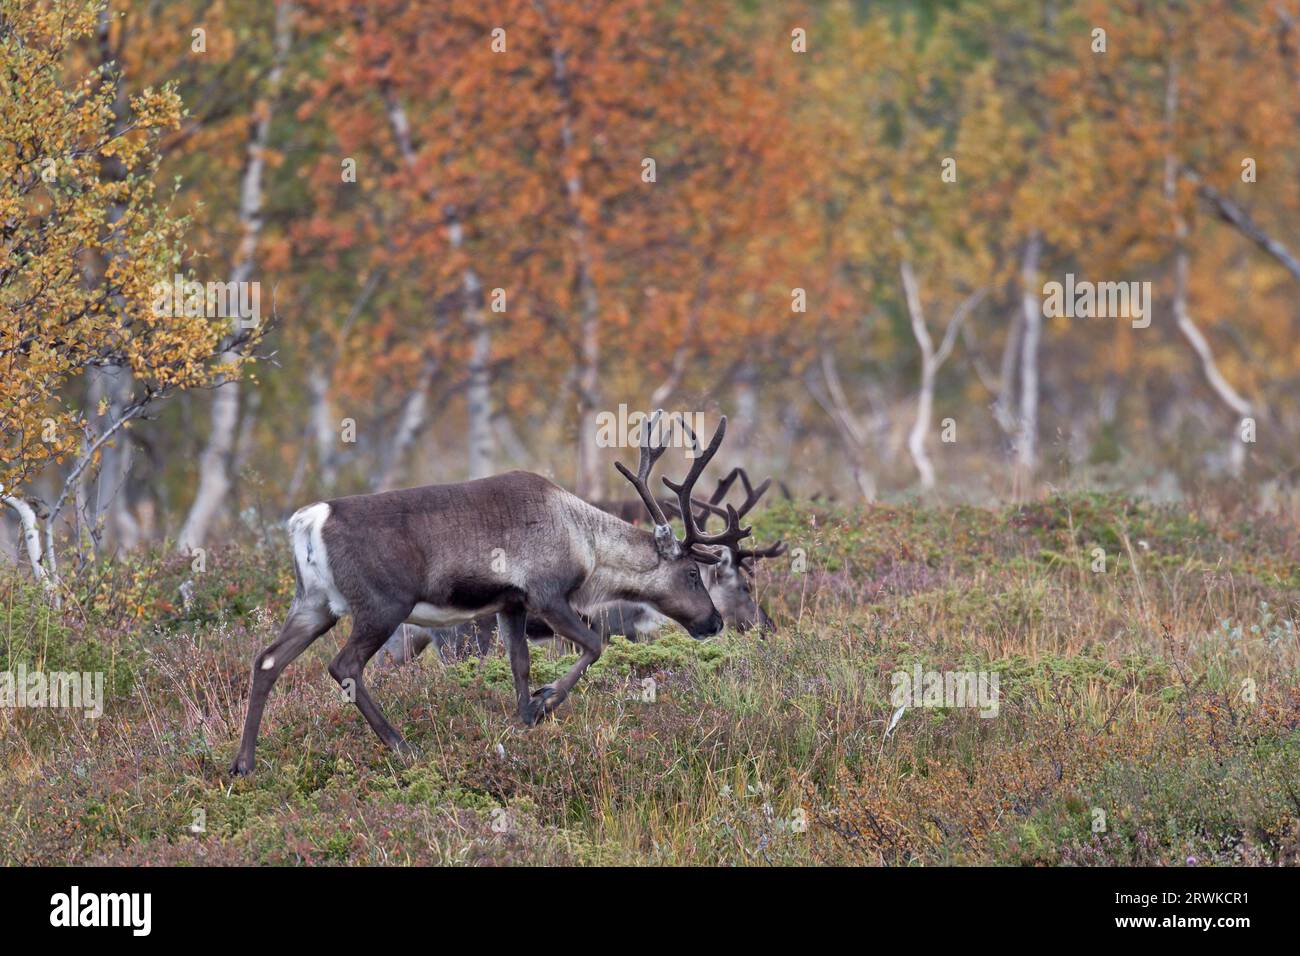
top-left (591, 631), bottom-right (734, 676)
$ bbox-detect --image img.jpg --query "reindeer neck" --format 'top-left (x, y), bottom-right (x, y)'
top-left (560, 494), bottom-right (663, 600)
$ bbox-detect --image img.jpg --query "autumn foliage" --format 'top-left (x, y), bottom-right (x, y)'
top-left (4, 0), bottom-right (1300, 564)
top-left (0, 2), bottom-right (214, 494)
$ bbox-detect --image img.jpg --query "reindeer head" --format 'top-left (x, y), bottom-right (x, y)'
top-left (672, 466), bottom-right (786, 633)
top-left (615, 410), bottom-right (750, 639)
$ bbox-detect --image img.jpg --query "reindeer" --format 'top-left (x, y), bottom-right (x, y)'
top-left (379, 602), bottom-right (663, 665)
top-left (669, 466), bottom-right (787, 632)
top-left (584, 498), bottom-right (656, 525)
top-left (230, 410), bottom-right (748, 775)
top-left (584, 464), bottom-right (786, 637)
top-left (378, 464), bottom-right (787, 666)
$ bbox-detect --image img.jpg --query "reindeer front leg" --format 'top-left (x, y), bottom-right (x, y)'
top-left (515, 601), bottom-right (603, 725)
top-left (499, 609), bottom-right (534, 716)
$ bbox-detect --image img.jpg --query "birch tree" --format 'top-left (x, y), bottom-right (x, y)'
top-left (0, 0), bottom-right (231, 589)
top-left (177, 0), bottom-right (293, 551)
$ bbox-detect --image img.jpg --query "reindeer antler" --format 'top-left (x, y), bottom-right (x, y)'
top-left (614, 409), bottom-right (673, 526)
top-left (662, 493), bottom-right (736, 524)
top-left (675, 464), bottom-right (784, 570)
top-left (658, 417), bottom-right (751, 561)
top-left (723, 467), bottom-right (772, 516)
top-left (736, 538), bottom-right (787, 571)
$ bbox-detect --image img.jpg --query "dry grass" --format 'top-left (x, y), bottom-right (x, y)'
top-left (2, 492), bottom-right (1298, 865)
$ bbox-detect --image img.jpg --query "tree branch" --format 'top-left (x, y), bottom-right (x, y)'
top-left (0, 486), bottom-right (55, 595)
top-left (1182, 168), bottom-right (1300, 284)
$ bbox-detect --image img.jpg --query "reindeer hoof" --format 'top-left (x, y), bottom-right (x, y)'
top-left (229, 755), bottom-right (254, 777)
top-left (523, 685), bottom-right (561, 725)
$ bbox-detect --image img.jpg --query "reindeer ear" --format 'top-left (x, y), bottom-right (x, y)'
top-left (653, 524), bottom-right (681, 560)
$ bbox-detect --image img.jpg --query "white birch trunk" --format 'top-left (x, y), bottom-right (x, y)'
top-left (308, 364), bottom-right (338, 489)
top-left (1163, 60), bottom-right (1252, 478)
top-left (535, 0), bottom-right (603, 497)
top-left (900, 259), bottom-right (984, 493)
top-left (452, 222), bottom-right (493, 479)
top-left (900, 260), bottom-right (939, 491)
top-left (804, 348), bottom-right (879, 502)
top-left (1171, 246), bottom-right (1252, 476)
top-left (177, 0), bottom-right (291, 552)
top-left (373, 357), bottom-right (440, 492)
top-left (1015, 231), bottom-right (1043, 483)
top-left (384, 93), bottom-right (492, 480)
top-left (81, 9), bottom-right (139, 554)
top-left (1, 489), bottom-right (55, 596)
top-left (84, 365), bottom-right (141, 552)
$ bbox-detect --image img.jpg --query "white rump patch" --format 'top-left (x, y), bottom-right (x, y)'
top-left (288, 502), bottom-right (349, 616)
